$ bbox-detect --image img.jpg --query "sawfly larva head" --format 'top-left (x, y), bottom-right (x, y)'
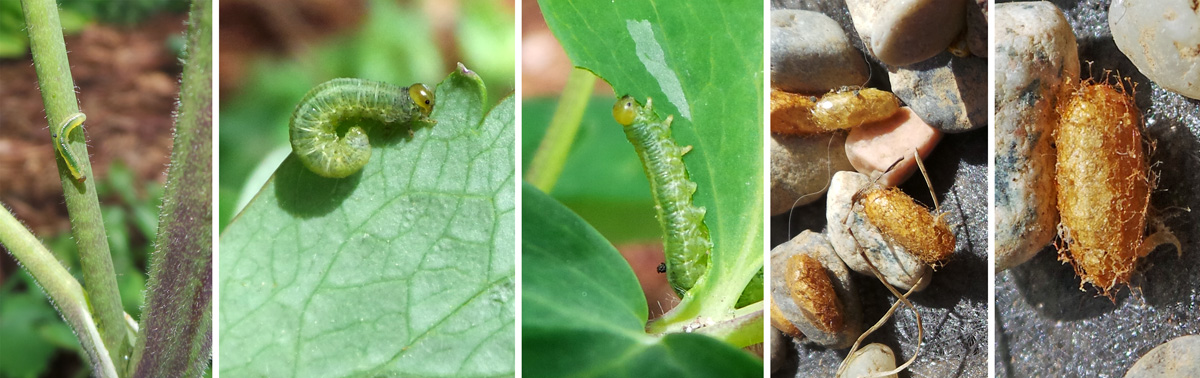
top-left (612, 95), bottom-right (640, 127)
top-left (409, 83), bottom-right (436, 117)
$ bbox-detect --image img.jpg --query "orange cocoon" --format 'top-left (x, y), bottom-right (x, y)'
top-left (1054, 81), bottom-right (1149, 295)
top-left (785, 254), bottom-right (844, 334)
top-left (861, 187), bottom-right (955, 266)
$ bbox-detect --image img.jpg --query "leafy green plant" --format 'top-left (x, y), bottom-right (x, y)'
top-left (0, 0), bottom-right (211, 377)
top-left (522, 0), bottom-right (764, 375)
top-left (218, 66), bottom-right (515, 376)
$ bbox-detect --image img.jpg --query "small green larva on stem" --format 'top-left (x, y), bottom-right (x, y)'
top-left (1054, 78), bottom-right (1180, 297)
top-left (612, 95), bottom-right (712, 297)
top-left (289, 78), bottom-right (436, 178)
top-left (51, 112), bottom-right (87, 181)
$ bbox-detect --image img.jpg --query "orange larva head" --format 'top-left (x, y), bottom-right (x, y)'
top-left (1054, 79), bottom-right (1151, 297)
top-left (785, 254), bottom-right (844, 334)
top-left (860, 187), bottom-right (956, 266)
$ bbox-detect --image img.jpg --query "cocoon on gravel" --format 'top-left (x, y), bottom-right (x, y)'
top-left (1054, 80), bottom-right (1179, 296)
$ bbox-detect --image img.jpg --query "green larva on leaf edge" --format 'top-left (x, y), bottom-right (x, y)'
top-left (289, 78), bottom-right (436, 178)
top-left (612, 95), bottom-right (712, 297)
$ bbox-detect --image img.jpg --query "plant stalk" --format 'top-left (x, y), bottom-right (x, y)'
top-left (127, 0), bottom-right (213, 376)
top-left (21, 0), bottom-right (125, 366)
top-left (524, 67), bottom-right (596, 192)
top-left (0, 205), bottom-right (118, 378)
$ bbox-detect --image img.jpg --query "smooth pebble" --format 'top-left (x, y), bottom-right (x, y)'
top-left (965, 0), bottom-right (988, 57)
top-left (772, 9), bottom-right (870, 93)
top-left (771, 132), bottom-right (855, 214)
top-left (827, 171), bottom-right (932, 292)
top-left (888, 52), bottom-right (987, 133)
top-left (1110, 0), bottom-right (1200, 99)
top-left (844, 107), bottom-right (943, 188)
top-left (845, 0), bottom-right (965, 66)
top-left (770, 230), bottom-right (863, 348)
top-left (994, 1), bottom-right (1078, 271)
top-left (838, 343), bottom-right (898, 378)
top-left (1125, 335), bottom-right (1200, 378)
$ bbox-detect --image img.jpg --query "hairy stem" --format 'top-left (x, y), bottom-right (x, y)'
top-left (0, 206), bottom-right (118, 378)
top-left (128, 0), bottom-right (213, 376)
top-left (524, 67), bottom-right (596, 192)
top-left (21, 0), bottom-right (125, 366)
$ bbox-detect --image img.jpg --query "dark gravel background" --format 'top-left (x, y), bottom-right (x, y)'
top-left (995, 0), bottom-right (1200, 377)
top-left (770, 0), bottom-right (989, 376)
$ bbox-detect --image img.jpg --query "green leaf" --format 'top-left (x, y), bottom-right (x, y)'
top-left (539, 0), bottom-right (763, 325)
top-left (0, 288), bottom-right (59, 378)
top-left (522, 184), bottom-right (761, 377)
top-left (219, 66), bottom-right (514, 377)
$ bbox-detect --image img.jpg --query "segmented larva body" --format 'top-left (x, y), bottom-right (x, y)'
top-left (1055, 81), bottom-right (1178, 295)
top-left (860, 187), bottom-right (955, 266)
top-left (290, 78), bottom-right (435, 178)
top-left (612, 95), bottom-right (712, 296)
top-left (52, 112), bottom-right (88, 181)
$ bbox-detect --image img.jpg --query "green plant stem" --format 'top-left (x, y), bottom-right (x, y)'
top-left (696, 303), bottom-right (762, 348)
top-left (524, 67), bottom-right (596, 192)
top-left (127, 0), bottom-right (213, 376)
top-left (21, 0), bottom-right (125, 366)
top-left (646, 253), bottom-right (762, 342)
top-left (0, 205), bottom-right (119, 378)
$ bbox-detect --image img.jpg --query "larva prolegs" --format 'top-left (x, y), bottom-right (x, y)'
top-left (289, 78), bottom-right (436, 178)
top-left (612, 95), bottom-right (712, 297)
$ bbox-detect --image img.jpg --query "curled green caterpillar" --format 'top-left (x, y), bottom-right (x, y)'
top-left (52, 112), bottom-right (87, 181)
top-left (612, 95), bottom-right (712, 297)
top-left (289, 78), bottom-right (436, 178)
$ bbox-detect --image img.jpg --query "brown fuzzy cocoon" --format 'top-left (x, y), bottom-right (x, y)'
top-left (770, 89), bottom-right (822, 135)
top-left (810, 87), bottom-right (900, 131)
top-left (785, 254), bottom-right (844, 334)
top-left (861, 187), bottom-right (956, 265)
top-left (1055, 81), bottom-right (1152, 296)
top-left (770, 302), bottom-right (803, 338)
top-left (771, 87), bottom-right (901, 135)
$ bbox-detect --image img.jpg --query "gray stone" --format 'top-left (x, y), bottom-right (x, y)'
top-left (770, 328), bottom-right (788, 373)
top-left (887, 52), bottom-right (987, 133)
top-left (965, 0), bottom-right (988, 58)
top-left (846, 0), bottom-right (965, 66)
top-left (772, 9), bottom-right (870, 93)
top-left (994, 1), bottom-right (1078, 271)
top-left (770, 230), bottom-right (863, 348)
top-left (826, 171), bottom-right (931, 291)
top-left (1125, 335), bottom-right (1200, 378)
top-left (1110, 0), bottom-right (1200, 99)
top-left (770, 132), bottom-right (855, 215)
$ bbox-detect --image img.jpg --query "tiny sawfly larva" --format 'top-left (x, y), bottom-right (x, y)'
top-left (51, 112), bottom-right (87, 181)
top-left (612, 95), bottom-right (712, 297)
top-left (289, 78), bottom-right (436, 178)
